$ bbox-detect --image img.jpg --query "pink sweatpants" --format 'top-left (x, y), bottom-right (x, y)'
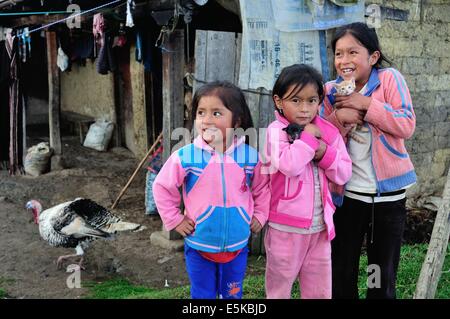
top-left (264, 227), bottom-right (331, 299)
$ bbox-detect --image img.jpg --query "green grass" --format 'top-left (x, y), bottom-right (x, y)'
top-left (85, 243), bottom-right (450, 299)
top-left (358, 244), bottom-right (450, 299)
top-left (0, 277), bottom-right (14, 299)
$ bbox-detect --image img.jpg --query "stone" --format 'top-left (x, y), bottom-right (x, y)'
top-left (157, 256), bottom-right (174, 264)
top-left (431, 162), bottom-right (446, 178)
top-left (424, 5), bottom-right (450, 23)
top-left (433, 149), bottom-right (450, 162)
top-left (402, 57), bottom-right (440, 75)
top-left (434, 122), bottom-right (450, 137)
top-left (150, 231), bottom-right (184, 252)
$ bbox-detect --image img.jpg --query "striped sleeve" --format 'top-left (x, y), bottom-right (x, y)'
top-left (364, 69), bottom-right (416, 139)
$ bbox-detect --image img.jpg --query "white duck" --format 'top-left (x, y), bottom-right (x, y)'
top-left (26, 198), bottom-right (144, 269)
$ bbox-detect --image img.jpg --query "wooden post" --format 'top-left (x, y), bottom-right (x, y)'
top-left (46, 31), bottom-right (62, 155)
top-left (161, 29), bottom-right (185, 240)
top-left (414, 168), bottom-right (450, 299)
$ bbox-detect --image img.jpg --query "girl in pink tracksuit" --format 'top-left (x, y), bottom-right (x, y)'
top-left (263, 64), bottom-right (352, 299)
top-left (321, 23), bottom-right (416, 299)
top-left (153, 81), bottom-right (269, 299)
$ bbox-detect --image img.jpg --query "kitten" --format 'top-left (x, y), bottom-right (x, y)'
top-left (332, 78), bottom-right (368, 144)
top-left (283, 123), bottom-right (305, 144)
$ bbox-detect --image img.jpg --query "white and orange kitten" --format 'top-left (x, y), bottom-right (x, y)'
top-left (332, 78), bottom-right (368, 144)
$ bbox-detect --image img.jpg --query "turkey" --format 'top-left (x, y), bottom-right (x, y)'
top-left (26, 198), bottom-right (145, 270)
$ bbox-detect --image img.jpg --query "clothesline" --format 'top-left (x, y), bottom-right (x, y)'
top-left (6, 0), bottom-right (124, 36)
top-left (0, 11), bottom-right (68, 16)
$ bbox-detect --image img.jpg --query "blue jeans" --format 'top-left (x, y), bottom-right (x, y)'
top-left (184, 243), bottom-right (248, 299)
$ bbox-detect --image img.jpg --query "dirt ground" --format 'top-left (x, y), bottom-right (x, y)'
top-left (0, 127), bottom-right (436, 299)
top-left (0, 130), bottom-right (189, 299)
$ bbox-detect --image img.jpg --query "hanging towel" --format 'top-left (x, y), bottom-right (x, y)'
top-left (126, 0), bottom-right (135, 27)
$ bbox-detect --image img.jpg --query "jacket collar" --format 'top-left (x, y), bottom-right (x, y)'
top-left (274, 110), bottom-right (289, 125)
top-left (275, 111), bottom-right (336, 145)
top-left (326, 67), bottom-right (381, 105)
top-left (193, 135), bottom-right (245, 155)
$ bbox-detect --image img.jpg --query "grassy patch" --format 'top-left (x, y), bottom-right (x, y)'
top-left (0, 277), bottom-right (14, 299)
top-left (358, 244), bottom-right (450, 299)
top-left (85, 244), bottom-right (449, 299)
top-left (84, 278), bottom-right (155, 299)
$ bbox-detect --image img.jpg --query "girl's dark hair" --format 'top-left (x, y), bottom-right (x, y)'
top-left (272, 64), bottom-right (324, 114)
top-left (331, 22), bottom-right (392, 68)
top-left (191, 80), bottom-right (254, 131)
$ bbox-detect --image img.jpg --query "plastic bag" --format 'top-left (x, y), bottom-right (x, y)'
top-left (57, 47), bottom-right (69, 72)
top-left (145, 171), bottom-right (159, 215)
top-left (83, 119), bottom-right (114, 152)
top-left (24, 142), bottom-right (53, 176)
top-left (145, 146), bottom-right (162, 215)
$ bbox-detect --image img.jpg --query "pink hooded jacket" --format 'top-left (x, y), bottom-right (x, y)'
top-left (152, 136), bottom-right (270, 253)
top-left (264, 112), bottom-right (352, 240)
top-left (321, 67), bottom-right (417, 205)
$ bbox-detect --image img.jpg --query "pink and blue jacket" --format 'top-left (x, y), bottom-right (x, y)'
top-left (152, 136), bottom-right (270, 253)
top-left (321, 67), bottom-right (417, 205)
top-left (264, 112), bottom-right (352, 240)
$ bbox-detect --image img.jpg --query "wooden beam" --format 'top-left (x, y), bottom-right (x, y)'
top-left (161, 29), bottom-right (185, 241)
top-left (46, 31), bottom-right (62, 155)
top-left (414, 168), bottom-right (450, 299)
top-left (7, 14), bottom-right (69, 28)
top-left (162, 29), bottom-right (185, 162)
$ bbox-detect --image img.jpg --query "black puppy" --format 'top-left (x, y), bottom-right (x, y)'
top-left (282, 123), bottom-right (305, 144)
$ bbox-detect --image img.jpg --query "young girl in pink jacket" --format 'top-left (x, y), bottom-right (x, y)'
top-left (263, 64), bottom-right (352, 299)
top-left (153, 81), bottom-right (269, 299)
top-left (320, 22), bottom-right (417, 299)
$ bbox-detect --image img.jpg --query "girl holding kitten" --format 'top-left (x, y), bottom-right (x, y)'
top-left (321, 22), bottom-right (417, 299)
top-left (263, 64), bottom-right (352, 299)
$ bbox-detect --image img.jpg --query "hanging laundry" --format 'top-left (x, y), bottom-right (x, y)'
top-left (135, 31), bottom-right (143, 62)
top-left (126, 0), bottom-right (136, 28)
top-left (112, 35), bottom-right (127, 48)
top-left (113, 23), bottom-right (127, 48)
top-left (23, 27), bottom-right (31, 61)
top-left (0, 28), bottom-right (7, 41)
top-left (93, 13), bottom-right (105, 46)
top-left (1, 35), bottom-right (26, 175)
top-left (12, 27), bottom-right (32, 63)
top-left (96, 34), bottom-right (116, 75)
top-left (57, 47), bottom-right (69, 72)
top-left (135, 22), bottom-right (159, 72)
top-left (71, 33), bottom-right (95, 61)
top-left (0, 40), bottom-right (11, 169)
top-left (179, 0), bottom-right (194, 24)
top-left (93, 13), bottom-right (113, 74)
